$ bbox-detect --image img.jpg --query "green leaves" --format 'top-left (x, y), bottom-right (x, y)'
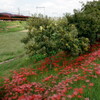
top-left (22, 15), bottom-right (90, 57)
top-left (66, 0), bottom-right (100, 44)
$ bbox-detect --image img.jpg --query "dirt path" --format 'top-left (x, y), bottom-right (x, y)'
top-left (19, 30), bottom-right (28, 32)
top-left (0, 58), bottom-right (16, 65)
top-left (0, 54), bottom-right (24, 65)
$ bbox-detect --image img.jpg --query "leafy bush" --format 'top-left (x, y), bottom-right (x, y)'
top-left (56, 17), bottom-right (90, 55)
top-left (22, 15), bottom-right (89, 56)
top-left (22, 15), bottom-right (58, 56)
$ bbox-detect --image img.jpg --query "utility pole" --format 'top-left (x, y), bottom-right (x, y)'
top-left (52, 12), bottom-right (58, 18)
top-left (18, 8), bottom-right (20, 15)
top-left (28, 11), bottom-right (31, 16)
top-left (36, 6), bottom-right (45, 15)
top-left (27, 10), bottom-right (31, 16)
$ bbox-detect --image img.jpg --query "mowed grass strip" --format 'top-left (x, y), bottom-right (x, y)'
top-left (0, 21), bottom-right (26, 33)
top-left (0, 31), bottom-right (27, 62)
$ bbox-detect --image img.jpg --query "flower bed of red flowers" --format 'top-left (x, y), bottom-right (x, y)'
top-left (0, 42), bottom-right (100, 100)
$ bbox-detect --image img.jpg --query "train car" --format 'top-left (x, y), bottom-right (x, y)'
top-left (0, 13), bottom-right (30, 21)
top-left (0, 13), bottom-right (12, 17)
top-left (12, 14), bottom-right (29, 18)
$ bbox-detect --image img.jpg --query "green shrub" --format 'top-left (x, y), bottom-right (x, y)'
top-left (56, 17), bottom-right (90, 55)
top-left (22, 15), bottom-right (58, 56)
top-left (22, 15), bottom-right (90, 57)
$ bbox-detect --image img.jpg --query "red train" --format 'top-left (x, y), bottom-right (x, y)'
top-left (0, 13), bottom-right (30, 21)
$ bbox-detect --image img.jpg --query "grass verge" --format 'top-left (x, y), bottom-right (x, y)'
top-left (0, 31), bottom-right (27, 62)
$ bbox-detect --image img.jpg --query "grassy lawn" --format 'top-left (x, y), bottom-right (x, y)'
top-left (0, 56), bottom-right (30, 77)
top-left (0, 31), bottom-right (27, 62)
top-left (0, 21), bottom-right (26, 33)
top-left (0, 21), bottom-right (27, 62)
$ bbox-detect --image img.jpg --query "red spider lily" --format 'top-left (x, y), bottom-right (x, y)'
top-left (67, 95), bottom-right (73, 99)
top-left (42, 75), bottom-right (53, 82)
top-left (85, 80), bottom-right (90, 83)
top-left (85, 98), bottom-right (90, 100)
top-left (18, 94), bottom-right (42, 100)
top-left (96, 70), bottom-right (100, 75)
top-left (82, 85), bottom-right (86, 88)
top-left (77, 95), bottom-right (83, 98)
top-left (89, 83), bottom-right (94, 87)
top-left (73, 88), bottom-right (83, 94)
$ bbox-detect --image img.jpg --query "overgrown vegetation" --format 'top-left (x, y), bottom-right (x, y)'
top-left (0, 0), bottom-right (100, 99)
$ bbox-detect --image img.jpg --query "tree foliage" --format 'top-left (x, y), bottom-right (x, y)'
top-left (66, 0), bottom-right (100, 43)
top-left (56, 17), bottom-right (89, 55)
top-left (22, 15), bottom-right (89, 56)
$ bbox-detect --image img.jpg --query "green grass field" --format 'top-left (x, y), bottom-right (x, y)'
top-left (0, 21), bottom-right (27, 62)
top-left (0, 56), bottom-right (29, 77)
top-left (0, 20), bottom-right (46, 77)
top-left (0, 21), bottom-right (26, 33)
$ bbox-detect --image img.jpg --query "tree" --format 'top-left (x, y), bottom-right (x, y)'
top-left (66, 0), bottom-right (100, 44)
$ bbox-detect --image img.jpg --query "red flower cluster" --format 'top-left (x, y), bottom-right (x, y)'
top-left (0, 43), bottom-right (100, 100)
